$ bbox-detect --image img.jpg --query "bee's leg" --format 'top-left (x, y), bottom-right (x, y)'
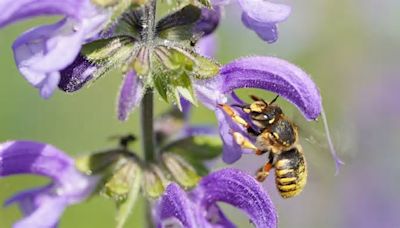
top-left (232, 132), bottom-right (265, 155)
top-left (256, 162), bottom-right (273, 182)
top-left (219, 104), bottom-right (259, 136)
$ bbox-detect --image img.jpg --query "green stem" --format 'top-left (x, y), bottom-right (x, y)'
top-left (142, 1), bottom-right (157, 227)
top-left (141, 88), bottom-right (155, 162)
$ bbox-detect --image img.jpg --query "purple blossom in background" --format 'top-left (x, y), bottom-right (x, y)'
top-left (0, 141), bottom-right (96, 228)
top-left (155, 169), bottom-right (277, 228)
top-left (0, 0), bottom-right (110, 98)
top-left (212, 0), bottom-right (291, 43)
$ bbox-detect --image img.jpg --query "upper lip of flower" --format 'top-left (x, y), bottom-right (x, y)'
top-left (155, 168), bottom-right (277, 228)
top-left (0, 140), bottom-right (97, 227)
top-left (193, 56), bottom-right (322, 164)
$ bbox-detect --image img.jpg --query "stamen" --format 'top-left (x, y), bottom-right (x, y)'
top-left (321, 106), bottom-right (345, 175)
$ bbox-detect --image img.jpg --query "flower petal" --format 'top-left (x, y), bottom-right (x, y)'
top-left (117, 71), bottom-right (144, 121)
top-left (237, 0), bottom-right (290, 43)
top-left (0, 140), bottom-right (96, 200)
top-left (179, 125), bottom-right (218, 139)
top-left (15, 197), bottom-right (67, 228)
top-left (216, 109), bottom-right (243, 164)
top-left (13, 19), bottom-right (85, 73)
top-left (181, 98), bottom-right (192, 121)
top-left (199, 168), bottom-right (277, 228)
top-left (194, 78), bottom-right (227, 110)
top-left (6, 0), bottom-right (109, 98)
top-left (219, 56), bottom-right (322, 120)
top-left (12, 19), bottom-right (85, 98)
top-left (58, 54), bottom-right (96, 92)
top-left (211, 0), bottom-right (231, 6)
top-left (0, 0), bottom-right (84, 27)
top-left (241, 13), bottom-right (278, 43)
top-left (196, 34), bottom-right (217, 58)
top-left (156, 183), bottom-right (234, 228)
top-left (0, 140), bottom-right (97, 228)
top-left (5, 187), bottom-right (67, 228)
top-left (194, 7), bottom-right (221, 37)
top-left (156, 183), bottom-right (198, 228)
top-left (237, 0), bottom-right (291, 24)
top-left (0, 141), bottom-right (72, 179)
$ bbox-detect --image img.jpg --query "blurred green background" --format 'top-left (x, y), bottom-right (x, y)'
top-left (1, 0), bottom-right (400, 227)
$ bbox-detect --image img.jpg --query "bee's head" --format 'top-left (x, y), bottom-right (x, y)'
top-left (241, 95), bottom-right (282, 128)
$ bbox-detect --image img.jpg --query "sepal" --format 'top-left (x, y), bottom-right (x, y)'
top-left (162, 153), bottom-right (200, 189)
top-left (143, 164), bottom-right (170, 198)
top-left (156, 5), bottom-right (202, 42)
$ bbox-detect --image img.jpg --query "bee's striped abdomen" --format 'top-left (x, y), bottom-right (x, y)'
top-left (274, 147), bottom-right (307, 198)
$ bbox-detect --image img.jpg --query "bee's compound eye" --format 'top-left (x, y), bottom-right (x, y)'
top-left (263, 115), bottom-right (269, 120)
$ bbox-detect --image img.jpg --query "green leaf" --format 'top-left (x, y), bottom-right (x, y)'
top-left (153, 72), bottom-right (169, 102)
top-left (115, 165), bottom-right (142, 228)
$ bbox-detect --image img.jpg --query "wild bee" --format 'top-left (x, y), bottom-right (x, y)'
top-left (220, 95), bottom-right (307, 198)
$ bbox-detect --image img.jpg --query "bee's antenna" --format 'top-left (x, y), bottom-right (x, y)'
top-left (250, 95), bottom-right (268, 105)
top-left (269, 95), bottom-right (279, 105)
top-left (249, 95), bottom-right (261, 101)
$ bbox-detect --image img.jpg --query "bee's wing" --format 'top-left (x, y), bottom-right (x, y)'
top-left (289, 111), bottom-right (353, 174)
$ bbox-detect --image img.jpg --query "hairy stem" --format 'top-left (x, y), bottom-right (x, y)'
top-left (141, 88), bottom-right (155, 162)
top-left (143, 0), bottom-right (157, 42)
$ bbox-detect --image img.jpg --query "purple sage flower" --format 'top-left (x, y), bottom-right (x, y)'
top-left (0, 141), bottom-right (96, 228)
top-left (0, 0), bottom-right (110, 98)
top-left (212, 0), bottom-right (291, 43)
top-left (194, 56), bottom-right (322, 163)
top-left (154, 168), bottom-right (277, 228)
